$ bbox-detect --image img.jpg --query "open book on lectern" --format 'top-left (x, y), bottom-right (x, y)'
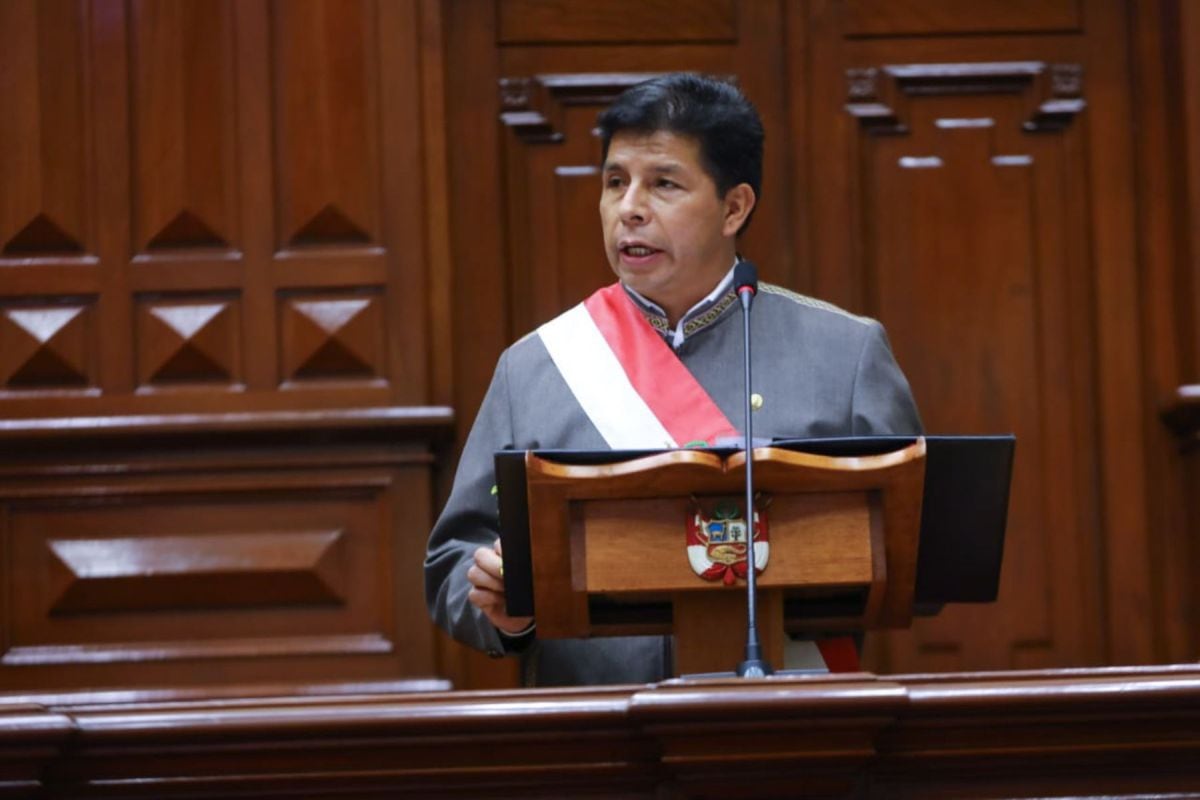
top-left (495, 435), bottom-right (1014, 622)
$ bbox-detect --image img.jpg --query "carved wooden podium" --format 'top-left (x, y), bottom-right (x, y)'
top-left (521, 441), bottom-right (926, 675)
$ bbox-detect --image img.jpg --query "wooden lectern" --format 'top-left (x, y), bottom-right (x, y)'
top-left (522, 441), bottom-right (926, 675)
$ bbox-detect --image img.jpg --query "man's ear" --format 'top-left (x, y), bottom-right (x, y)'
top-left (722, 183), bottom-right (756, 237)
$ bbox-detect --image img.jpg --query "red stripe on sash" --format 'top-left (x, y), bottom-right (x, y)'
top-left (816, 637), bottom-right (860, 672)
top-left (584, 284), bottom-right (738, 447)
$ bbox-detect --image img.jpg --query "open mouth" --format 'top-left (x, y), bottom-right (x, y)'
top-left (620, 244), bottom-right (661, 258)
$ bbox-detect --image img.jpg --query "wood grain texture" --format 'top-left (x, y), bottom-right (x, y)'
top-left (799, 0), bottom-right (1165, 675)
top-left (0, 0), bottom-right (90, 258)
top-left (843, 0), bottom-right (1082, 37)
top-left (497, 0), bottom-right (736, 44)
top-left (525, 445), bottom-right (924, 650)
top-left (0, 409), bottom-right (448, 690)
top-left (0, 0), bottom-right (437, 416)
top-left (128, 0), bottom-right (237, 253)
top-left (1, 667), bottom-right (1198, 797)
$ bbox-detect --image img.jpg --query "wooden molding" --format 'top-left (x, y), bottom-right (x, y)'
top-left (2, 667), bottom-right (1199, 797)
top-left (0, 406), bottom-right (454, 453)
top-left (846, 61), bottom-right (1086, 134)
top-left (499, 73), bottom-right (661, 143)
top-left (499, 72), bottom-right (739, 143)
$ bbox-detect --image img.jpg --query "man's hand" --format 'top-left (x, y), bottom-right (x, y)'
top-left (467, 538), bottom-right (534, 635)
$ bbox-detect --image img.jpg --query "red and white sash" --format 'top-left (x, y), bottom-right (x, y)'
top-left (538, 283), bottom-right (738, 448)
top-left (536, 282), bottom-right (859, 673)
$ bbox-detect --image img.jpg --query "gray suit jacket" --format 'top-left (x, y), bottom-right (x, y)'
top-left (425, 283), bottom-right (922, 686)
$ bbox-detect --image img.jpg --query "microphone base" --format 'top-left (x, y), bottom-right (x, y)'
top-left (678, 667), bottom-right (825, 681)
top-left (735, 658), bottom-right (775, 678)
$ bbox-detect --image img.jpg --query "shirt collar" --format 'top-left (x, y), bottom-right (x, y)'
top-left (622, 261), bottom-right (740, 348)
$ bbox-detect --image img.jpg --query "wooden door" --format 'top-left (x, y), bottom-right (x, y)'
top-left (799, 0), bottom-right (1148, 672)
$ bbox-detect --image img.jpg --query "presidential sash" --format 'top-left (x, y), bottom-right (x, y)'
top-left (536, 281), bottom-right (858, 673)
top-left (538, 282), bottom-right (738, 448)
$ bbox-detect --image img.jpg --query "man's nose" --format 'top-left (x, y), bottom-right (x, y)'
top-left (619, 184), bottom-right (649, 224)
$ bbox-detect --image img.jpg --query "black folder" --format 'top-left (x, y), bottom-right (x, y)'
top-left (496, 435), bottom-right (1014, 619)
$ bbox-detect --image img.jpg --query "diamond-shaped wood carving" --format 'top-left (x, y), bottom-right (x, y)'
top-left (290, 203), bottom-right (370, 245)
top-left (0, 303), bottom-right (92, 388)
top-left (147, 209), bottom-right (226, 249)
top-left (281, 293), bottom-right (382, 381)
top-left (3, 213), bottom-right (83, 255)
top-left (137, 297), bottom-right (238, 385)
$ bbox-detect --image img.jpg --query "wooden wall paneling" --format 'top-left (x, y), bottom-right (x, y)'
top-left (268, 0), bottom-right (392, 410)
top-left (0, 0), bottom-right (452, 694)
top-left (1, 0), bottom-right (440, 417)
top-left (500, 74), bottom-right (640, 333)
top-left (783, 1), bottom-right (814, 295)
top-left (841, 0), bottom-right (1083, 38)
top-left (417, 0), bottom-right (454, 407)
top-left (440, 0), bottom-right (522, 690)
top-left (234, 0), bottom-right (275, 394)
top-left (496, 0), bottom-right (737, 45)
top-left (0, 0), bottom-right (104, 415)
top-left (1083, 0), bottom-right (1155, 666)
top-left (127, 1), bottom-right (246, 399)
top-left (378, 0), bottom-right (435, 406)
top-left (1129, 0), bottom-right (1194, 664)
top-left (0, 414), bottom-right (444, 691)
top-left (128, 0), bottom-right (238, 255)
top-left (804, 0), bottom-right (860, 310)
top-left (1186, 0), bottom-right (1200, 380)
top-left (733, 1), bottom-right (795, 290)
top-left (852, 63), bottom-right (1101, 672)
top-left (271, 0), bottom-right (380, 253)
top-left (0, 0), bottom-right (91, 258)
top-left (92, 0), bottom-right (135, 400)
top-left (800, 0), bottom-right (1128, 672)
top-left (1183, 0), bottom-right (1200, 662)
top-left (1160, 0), bottom-right (1200, 661)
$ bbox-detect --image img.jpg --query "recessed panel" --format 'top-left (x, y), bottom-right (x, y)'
top-left (497, 0), bottom-right (736, 44)
top-left (7, 490), bottom-right (389, 664)
top-left (844, 0), bottom-right (1081, 37)
top-left (271, 0), bottom-right (380, 249)
top-left (0, 299), bottom-right (96, 390)
top-left (0, 0), bottom-right (90, 257)
top-left (853, 83), bottom-right (1095, 670)
top-left (128, 0), bottom-right (238, 253)
top-left (135, 293), bottom-right (241, 387)
top-left (278, 288), bottom-right (385, 384)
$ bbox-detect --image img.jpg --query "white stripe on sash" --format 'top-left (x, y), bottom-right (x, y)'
top-left (538, 304), bottom-right (678, 450)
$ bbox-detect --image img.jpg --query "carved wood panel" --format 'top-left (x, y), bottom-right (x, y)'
top-left (0, 0), bottom-right (440, 416)
top-left (851, 63), bottom-right (1099, 671)
top-left (0, 424), bottom-right (440, 690)
top-left (0, 0), bottom-right (452, 692)
top-left (801, 0), bottom-right (1150, 672)
top-left (129, 0), bottom-right (238, 254)
top-left (0, 0), bottom-right (91, 259)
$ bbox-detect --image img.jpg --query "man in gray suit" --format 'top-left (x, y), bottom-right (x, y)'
top-left (425, 73), bottom-right (921, 686)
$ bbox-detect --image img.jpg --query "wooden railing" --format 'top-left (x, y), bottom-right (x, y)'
top-left (3, 666), bottom-right (1199, 798)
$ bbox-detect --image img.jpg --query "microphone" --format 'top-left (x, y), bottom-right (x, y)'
top-left (732, 260), bottom-right (772, 678)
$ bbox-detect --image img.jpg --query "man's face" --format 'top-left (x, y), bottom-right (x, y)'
top-left (599, 130), bottom-right (751, 320)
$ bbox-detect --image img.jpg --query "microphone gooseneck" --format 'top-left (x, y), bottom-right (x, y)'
top-left (733, 261), bottom-right (772, 678)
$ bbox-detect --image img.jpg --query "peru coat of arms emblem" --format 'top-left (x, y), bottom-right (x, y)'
top-left (686, 498), bottom-right (769, 585)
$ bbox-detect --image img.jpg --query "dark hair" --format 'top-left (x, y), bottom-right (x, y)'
top-left (597, 73), bottom-right (764, 233)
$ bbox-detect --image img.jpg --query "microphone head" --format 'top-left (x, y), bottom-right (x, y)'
top-left (734, 260), bottom-right (758, 296)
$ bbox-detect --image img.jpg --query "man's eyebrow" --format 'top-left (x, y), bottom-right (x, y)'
top-left (601, 161), bottom-right (686, 173)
